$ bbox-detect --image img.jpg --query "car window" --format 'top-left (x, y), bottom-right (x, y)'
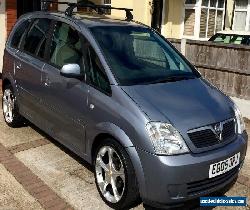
top-left (86, 46), bottom-right (111, 94)
top-left (213, 34), bottom-right (246, 45)
top-left (231, 35), bottom-right (243, 44)
top-left (49, 22), bottom-right (83, 71)
top-left (214, 34), bottom-right (231, 44)
top-left (213, 34), bottom-right (226, 43)
top-left (10, 20), bottom-right (30, 49)
top-left (91, 26), bottom-right (197, 86)
top-left (241, 36), bottom-right (250, 45)
top-left (132, 33), bottom-right (168, 68)
top-left (23, 18), bottom-right (51, 58)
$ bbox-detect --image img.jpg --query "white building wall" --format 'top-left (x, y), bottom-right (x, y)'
top-left (0, 0), bottom-right (6, 73)
top-left (58, 0), bottom-right (77, 12)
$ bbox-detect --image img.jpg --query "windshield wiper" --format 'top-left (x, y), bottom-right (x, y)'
top-left (150, 75), bottom-right (196, 84)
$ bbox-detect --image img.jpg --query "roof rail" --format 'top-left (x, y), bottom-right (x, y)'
top-left (41, 0), bottom-right (133, 21)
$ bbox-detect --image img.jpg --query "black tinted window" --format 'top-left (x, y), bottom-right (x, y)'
top-left (23, 19), bottom-right (51, 57)
top-left (87, 47), bottom-right (111, 94)
top-left (11, 20), bottom-right (30, 49)
top-left (50, 22), bottom-right (83, 70)
top-left (242, 36), bottom-right (250, 45)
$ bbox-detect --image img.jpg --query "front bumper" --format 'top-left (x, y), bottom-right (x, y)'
top-left (127, 132), bottom-right (248, 209)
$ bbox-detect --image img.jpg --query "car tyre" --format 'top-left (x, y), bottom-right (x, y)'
top-left (94, 138), bottom-right (141, 209)
top-left (2, 85), bottom-right (25, 127)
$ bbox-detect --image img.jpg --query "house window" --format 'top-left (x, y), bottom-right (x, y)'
top-left (184, 1), bottom-right (196, 36)
top-left (184, 0), bottom-right (225, 39)
top-left (103, 0), bottom-right (111, 15)
top-left (233, 0), bottom-right (250, 31)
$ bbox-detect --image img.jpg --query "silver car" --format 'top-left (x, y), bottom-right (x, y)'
top-left (1, 4), bottom-right (248, 209)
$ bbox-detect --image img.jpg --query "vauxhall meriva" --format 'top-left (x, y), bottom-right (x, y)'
top-left (1, 2), bottom-right (248, 209)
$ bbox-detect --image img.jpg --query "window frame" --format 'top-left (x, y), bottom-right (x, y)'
top-left (85, 44), bottom-right (112, 96)
top-left (46, 20), bottom-right (112, 96)
top-left (102, 0), bottom-right (112, 15)
top-left (46, 21), bottom-right (84, 71)
top-left (19, 18), bottom-right (55, 62)
top-left (9, 19), bottom-right (32, 50)
top-left (182, 0), bottom-right (226, 40)
top-left (89, 25), bottom-right (200, 87)
top-left (233, 0), bottom-right (250, 31)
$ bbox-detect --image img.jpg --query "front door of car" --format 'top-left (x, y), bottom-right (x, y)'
top-left (15, 18), bottom-right (52, 124)
top-left (41, 21), bottom-right (88, 155)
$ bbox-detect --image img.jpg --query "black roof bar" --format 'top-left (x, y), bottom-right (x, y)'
top-left (41, 0), bottom-right (133, 21)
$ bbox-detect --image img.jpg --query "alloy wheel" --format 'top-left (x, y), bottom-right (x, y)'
top-left (95, 146), bottom-right (126, 203)
top-left (3, 89), bottom-right (15, 123)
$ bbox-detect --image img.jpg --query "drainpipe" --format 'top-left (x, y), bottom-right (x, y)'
top-left (224, 0), bottom-right (235, 31)
top-left (181, 38), bottom-right (186, 56)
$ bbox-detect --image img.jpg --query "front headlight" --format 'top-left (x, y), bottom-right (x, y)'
top-left (146, 122), bottom-right (189, 155)
top-left (234, 106), bottom-right (245, 134)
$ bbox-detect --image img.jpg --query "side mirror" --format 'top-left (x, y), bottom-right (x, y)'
top-left (60, 64), bottom-right (84, 80)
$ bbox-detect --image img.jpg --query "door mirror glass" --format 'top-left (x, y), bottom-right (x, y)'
top-left (60, 64), bottom-right (83, 79)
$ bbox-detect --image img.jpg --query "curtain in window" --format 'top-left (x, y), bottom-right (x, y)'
top-left (234, 0), bottom-right (248, 31)
top-left (234, 11), bottom-right (247, 31)
top-left (184, 9), bottom-right (195, 36)
top-left (249, 16), bottom-right (250, 31)
top-left (207, 10), bottom-right (216, 37)
top-left (200, 9), bottom-right (208, 38)
top-left (216, 10), bottom-right (223, 32)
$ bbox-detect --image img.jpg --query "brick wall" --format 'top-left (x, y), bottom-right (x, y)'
top-left (6, 0), bottom-right (17, 36)
top-left (49, 0), bottom-right (58, 11)
top-left (0, 0), bottom-right (6, 74)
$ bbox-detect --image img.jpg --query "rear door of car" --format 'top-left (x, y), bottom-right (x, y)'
top-left (41, 20), bottom-right (89, 155)
top-left (16, 18), bottom-right (54, 125)
top-left (4, 19), bottom-right (31, 92)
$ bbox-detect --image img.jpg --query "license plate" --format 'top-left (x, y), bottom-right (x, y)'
top-left (209, 153), bottom-right (240, 178)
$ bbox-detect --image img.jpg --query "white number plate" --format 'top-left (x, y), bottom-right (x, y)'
top-left (209, 153), bottom-right (240, 178)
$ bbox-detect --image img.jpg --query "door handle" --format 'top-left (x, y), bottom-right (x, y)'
top-left (44, 77), bottom-right (51, 87)
top-left (44, 82), bottom-right (50, 87)
top-left (16, 63), bottom-right (22, 70)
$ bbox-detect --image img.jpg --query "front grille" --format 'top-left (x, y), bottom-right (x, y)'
top-left (222, 120), bottom-right (235, 140)
top-left (188, 119), bottom-right (236, 148)
top-left (187, 166), bottom-right (239, 195)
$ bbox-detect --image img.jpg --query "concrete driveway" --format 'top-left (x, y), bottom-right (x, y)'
top-left (0, 105), bottom-right (249, 209)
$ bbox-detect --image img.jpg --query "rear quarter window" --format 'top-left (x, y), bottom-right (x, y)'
top-left (22, 18), bottom-right (51, 58)
top-left (10, 20), bottom-right (30, 49)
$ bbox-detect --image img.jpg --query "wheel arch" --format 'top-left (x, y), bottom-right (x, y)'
top-left (2, 78), bottom-right (11, 90)
top-left (90, 123), bottom-right (134, 164)
top-left (90, 125), bottom-right (147, 203)
top-left (91, 133), bottom-right (115, 163)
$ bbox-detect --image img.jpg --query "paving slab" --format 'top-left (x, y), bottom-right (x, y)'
top-left (15, 144), bottom-right (120, 209)
top-left (223, 182), bottom-right (250, 209)
top-left (0, 114), bottom-right (44, 147)
top-left (0, 164), bottom-right (44, 210)
top-left (240, 147), bottom-right (250, 179)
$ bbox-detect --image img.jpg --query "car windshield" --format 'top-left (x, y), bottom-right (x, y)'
top-left (90, 26), bottom-right (199, 86)
top-left (211, 34), bottom-right (250, 45)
